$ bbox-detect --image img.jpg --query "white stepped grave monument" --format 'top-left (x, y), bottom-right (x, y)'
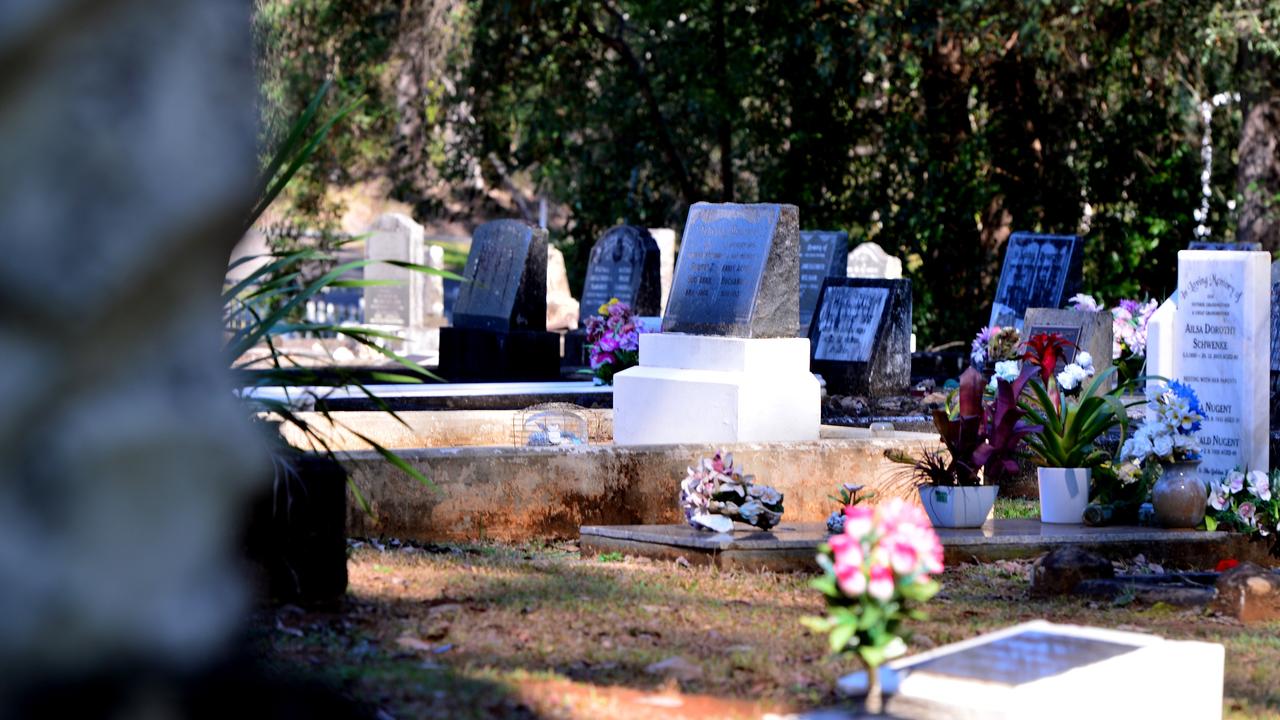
top-left (614, 203), bottom-right (820, 444)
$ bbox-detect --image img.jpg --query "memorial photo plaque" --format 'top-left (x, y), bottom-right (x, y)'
top-left (662, 202), bottom-right (800, 338)
top-left (989, 232), bottom-right (1084, 330)
top-left (798, 230), bottom-right (849, 336)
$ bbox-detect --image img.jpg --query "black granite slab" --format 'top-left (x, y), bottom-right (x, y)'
top-left (661, 202), bottom-right (800, 338)
top-left (452, 220), bottom-right (548, 332)
top-left (809, 278), bottom-right (912, 396)
top-left (437, 326), bottom-right (560, 382)
top-left (988, 232), bottom-right (1084, 330)
top-left (798, 230), bottom-right (849, 336)
top-left (579, 225), bottom-right (661, 322)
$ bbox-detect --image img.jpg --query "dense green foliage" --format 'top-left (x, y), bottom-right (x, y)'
top-left (255, 0), bottom-right (1279, 345)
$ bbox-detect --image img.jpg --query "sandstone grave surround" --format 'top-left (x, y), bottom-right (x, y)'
top-left (564, 225), bottom-right (663, 366)
top-left (545, 244), bottom-right (580, 331)
top-left (989, 232), bottom-right (1085, 330)
top-left (363, 212), bottom-right (445, 356)
top-left (1172, 249), bottom-right (1269, 483)
top-left (437, 219), bottom-right (560, 381)
top-left (798, 230), bottom-right (850, 336)
top-left (835, 621), bottom-right (1224, 720)
top-left (808, 277), bottom-right (913, 396)
top-left (614, 202), bottom-right (821, 445)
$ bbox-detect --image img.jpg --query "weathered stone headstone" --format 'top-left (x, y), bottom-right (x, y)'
top-left (581, 226), bottom-right (663, 319)
top-left (837, 621), bottom-right (1224, 719)
top-left (615, 203), bottom-right (819, 444)
top-left (1022, 307), bottom-right (1114, 380)
top-left (847, 241), bottom-right (903, 280)
top-left (661, 202), bottom-right (800, 337)
top-left (1174, 249), bottom-right (1270, 483)
top-left (798, 230), bottom-right (849, 336)
top-left (546, 244), bottom-right (580, 331)
top-left (989, 233), bottom-right (1085, 330)
top-left (364, 214), bottom-right (446, 356)
top-left (809, 278), bottom-right (912, 396)
top-left (438, 220), bottom-right (559, 380)
top-left (650, 228), bottom-right (678, 315)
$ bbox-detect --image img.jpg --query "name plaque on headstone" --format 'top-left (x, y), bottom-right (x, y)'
top-left (453, 219), bottom-right (548, 332)
top-left (1174, 249), bottom-right (1269, 482)
top-left (798, 230), bottom-right (849, 336)
top-left (662, 202), bottom-right (800, 338)
top-left (813, 286), bottom-right (888, 362)
top-left (989, 232), bottom-right (1084, 330)
top-left (580, 225), bottom-right (661, 322)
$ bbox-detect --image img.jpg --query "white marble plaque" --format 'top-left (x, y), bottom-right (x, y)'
top-left (1174, 250), bottom-right (1270, 482)
top-left (813, 286), bottom-right (889, 362)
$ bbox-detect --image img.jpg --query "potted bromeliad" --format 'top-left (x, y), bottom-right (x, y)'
top-left (1020, 333), bottom-right (1139, 524)
top-left (891, 365), bottom-right (1040, 528)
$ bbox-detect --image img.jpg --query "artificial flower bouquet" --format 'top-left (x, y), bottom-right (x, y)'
top-left (584, 298), bottom-right (643, 384)
top-left (1070, 293), bottom-right (1158, 383)
top-left (825, 483), bottom-right (875, 534)
top-left (970, 325), bottom-right (1021, 370)
top-left (802, 499), bottom-right (943, 714)
top-left (1206, 469), bottom-right (1280, 549)
top-left (1115, 380), bottom-right (1204, 481)
top-left (679, 451), bottom-right (784, 532)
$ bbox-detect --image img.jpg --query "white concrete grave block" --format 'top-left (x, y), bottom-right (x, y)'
top-left (613, 334), bottom-right (820, 445)
top-left (1174, 250), bottom-right (1270, 482)
top-left (837, 620), bottom-right (1224, 720)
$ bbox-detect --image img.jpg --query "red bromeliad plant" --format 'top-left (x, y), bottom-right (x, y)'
top-left (923, 365), bottom-right (1043, 486)
top-left (1021, 332), bottom-right (1076, 411)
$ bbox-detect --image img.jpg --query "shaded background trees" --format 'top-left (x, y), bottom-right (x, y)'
top-left (254, 0), bottom-right (1279, 346)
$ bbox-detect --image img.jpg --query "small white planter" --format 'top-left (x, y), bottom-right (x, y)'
top-left (1037, 467), bottom-right (1091, 524)
top-left (919, 485), bottom-right (998, 528)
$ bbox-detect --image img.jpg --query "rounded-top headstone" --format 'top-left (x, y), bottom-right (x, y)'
top-left (580, 225), bottom-right (661, 323)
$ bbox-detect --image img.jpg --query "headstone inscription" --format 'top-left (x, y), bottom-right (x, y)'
top-left (1174, 249), bottom-right (1270, 483)
top-left (989, 232), bottom-right (1085, 331)
top-left (808, 278), bottom-right (912, 396)
top-left (1022, 308), bottom-right (1114, 382)
top-left (661, 202), bottom-right (800, 337)
top-left (798, 230), bottom-right (849, 336)
top-left (438, 220), bottom-right (560, 380)
top-left (580, 225), bottom-right (662, 319)
top-left (847, 241), bottom-right (903, 280)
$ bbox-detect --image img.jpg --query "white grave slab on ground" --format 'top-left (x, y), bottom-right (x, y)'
top-left (836, 620), bottom-right (1224, 720)
top-left (1174, 249), bottom-right (1270, 482)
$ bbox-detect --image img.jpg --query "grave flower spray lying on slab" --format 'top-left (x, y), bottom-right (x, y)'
top-left (802, 499), bottom-right (943, 714)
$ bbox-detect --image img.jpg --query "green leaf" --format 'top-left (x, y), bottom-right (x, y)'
top-left (829, 619), bottom-right (858, 653)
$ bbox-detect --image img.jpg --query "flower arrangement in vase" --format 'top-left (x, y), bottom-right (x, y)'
top-left (1116, 380), bottom-right (1205, 528)
top-left (584, 298), bottom-right (643, 384)
top-left (679, 451), bottom-right (784, 532)
top-left (1206, 469), bottom-right (1280, 552)
top-left (802, 499), bottom-right (943, 715)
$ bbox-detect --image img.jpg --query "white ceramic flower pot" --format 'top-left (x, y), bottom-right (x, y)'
top-left (1037, 467), bottom-right (1091, 524)
top-left (918, 485), bottom-right (998, 528)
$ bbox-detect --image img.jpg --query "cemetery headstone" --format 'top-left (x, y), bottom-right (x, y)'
top-left (808, 278), bottom-right (912, 396)
top-left (614, 203), bottom-right (819, 444)
top-left (847, 241), bottom-right (903, 279)
top-left (1022, 307), bottom-right (1114, 383)
top-left (650, 228), bottom-right (678, 315)
top-left (798, 230), bottom-right (850, 336)
top-left (546, 244), bottom-right (580, 331)
top-left (581, 226), bottom-right (663, 319)
top-left (438, 220), bottom-right (560, 380)
top-left (661, 202), bottom-right (800, 337)
top-left (1270, 262), bottom-right (1280, 432)
top-left (1174, 249), bottom-right (1270, 483)
top-left (364, 213), bottom-right (426, 327)
top-left (989, 232), bottom-right (1085, 331)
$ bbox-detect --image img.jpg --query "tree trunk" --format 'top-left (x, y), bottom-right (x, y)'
top-left (1237, 50), bottom-right (1280, 252)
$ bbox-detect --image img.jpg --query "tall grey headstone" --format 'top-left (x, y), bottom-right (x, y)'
top-left (989, 233), bottom-right (1085, 330)
top-left (0, 0), bottom-right (264, 703)
top-left (798, 230), bottom-right (849, 336)
top-left (847, 241), bottom-right (903, 280)
top-left (662, 203), bottom-right (800, 337)
top-left (581, 226), bottom-right (662, 320)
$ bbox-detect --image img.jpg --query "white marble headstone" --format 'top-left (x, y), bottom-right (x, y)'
top-left (364, 213), bottom-right (427, 326)
top-left (1145, 295), bottom-right (1177, 395)
top-left (847, 241), bottom-right (903, 279)
top-left (1174, 250), bottom-right (1270, 482)
top-left (650, 228), bottom-right (677, 315)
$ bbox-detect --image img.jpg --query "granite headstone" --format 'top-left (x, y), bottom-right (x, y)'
top-left (847, 241), bottom-right (903, 280)
top-left (989, 232), bottom-right (1085, 331)
top-left (1270, 261), bottom-right (1280, 373)
top-left (364, 213), bottom-right (426, 327)
top-left (662, 202), bottom-right (800, 338)
top-left (809, 278), bottom-right (912, 396)
top-left (1022, 308), bottom-right (1114, 382)
top-left (580, 225), bottom-right (662, 320)
top-left (798, 230), bottom-right (849, 336)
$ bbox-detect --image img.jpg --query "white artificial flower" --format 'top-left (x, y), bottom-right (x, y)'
top-left (1226, 470), bottom-right (1245, 494)
top-left (1069, 293), bottom-right (1103, 312)
top-left (1208, 479), bottom-right (1231, 511)
top-left (1152, 433), bottom-right (1174, 458)
top-left (737, 499), bottom-right (764, 525)
top-left (1076, 352), bottom-right (1094, 372)
top-left (1248, 470), bottom-right (1272, 502)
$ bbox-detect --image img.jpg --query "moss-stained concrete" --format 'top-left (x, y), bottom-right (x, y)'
top-left (342, 432), bottom-right (940, 542)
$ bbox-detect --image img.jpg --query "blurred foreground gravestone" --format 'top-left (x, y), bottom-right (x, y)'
top-left (0, 0), bottom-right (267, 710)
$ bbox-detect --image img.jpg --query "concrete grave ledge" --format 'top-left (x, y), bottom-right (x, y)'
top-left (342, 430), bottom-right (939, 543)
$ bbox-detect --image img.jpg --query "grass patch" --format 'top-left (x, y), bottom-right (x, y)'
top-left (994, 497), bottom-right (1039, 519)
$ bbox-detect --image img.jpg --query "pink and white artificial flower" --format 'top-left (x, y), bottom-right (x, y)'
top-left (1247, 470), bottom-right (1272, 502)
top-left (867, 564), bottom-right (895, 602)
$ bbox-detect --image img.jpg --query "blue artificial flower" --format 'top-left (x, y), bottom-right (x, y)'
top-left (1168, 380), bottom-right (1203, 434)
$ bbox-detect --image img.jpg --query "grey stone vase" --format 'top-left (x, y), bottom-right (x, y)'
top-left (1152, 460), bottom-right (1207, 529)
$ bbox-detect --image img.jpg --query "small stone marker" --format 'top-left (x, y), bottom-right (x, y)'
top-left (1174, 249), bottom-right (1270, 484)
top-left (1022, 307), bottom-right (1114, 377)
top-left (798, 230), bottom-right (849, 336)
top-left (649, 227), bottom-right (678, 314)
top-left (836, 620), bottom-right (1224, 720)
top-left (546, 244), bottom-right (580, 330)
top-left (580, 225), bottom-right (662, 320)
top-left (847, 241), bottom-right (903, 279)
top-left (809, 278), bottom-right (912, 396)
top-left (989, 232), bottom-right (1084, 330)
top-left (661, 202), bottom-right (800, 337)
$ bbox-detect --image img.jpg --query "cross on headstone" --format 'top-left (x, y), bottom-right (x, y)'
top-left (798, 230), bottom-right (849, 336)
top-left (989, 232), bottom-right (1085, 331)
